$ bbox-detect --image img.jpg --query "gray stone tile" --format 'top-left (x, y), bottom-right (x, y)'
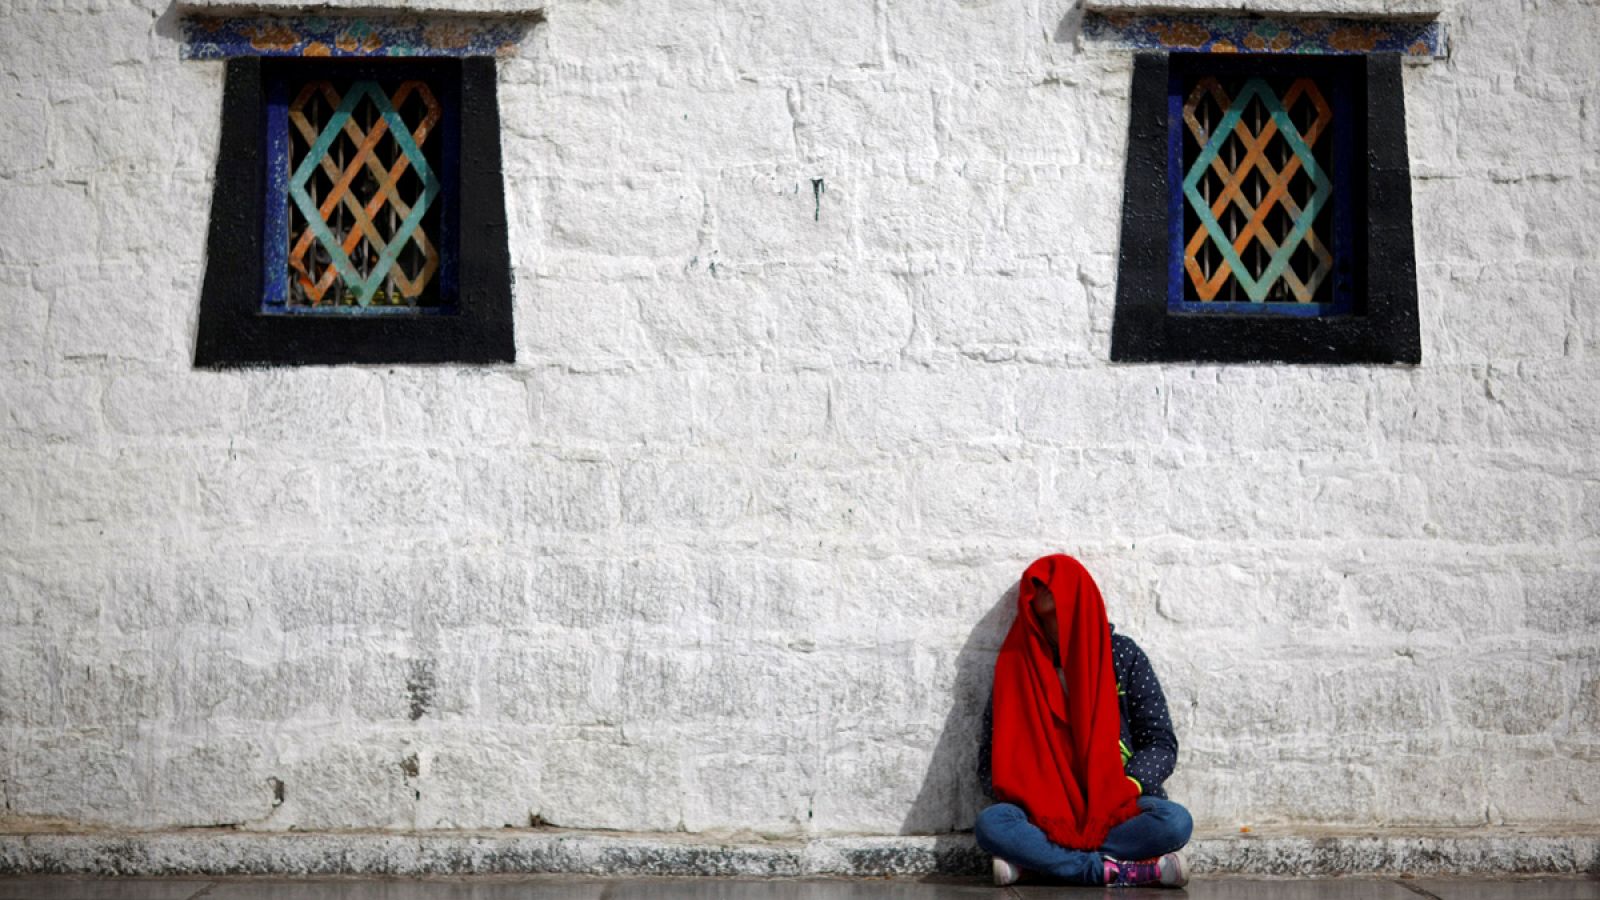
top-left (0, 877), bottom-right (216, 899)
top-left (202, 878), bottom-right (607, 899)
top-left (1012, 876), bottom-right (1422, 898)
top-left (0, 878), bottom-right (1005, 900)
top-left (1413, 879), bottom-right (1600, 900)
top-left (1179, 878), bottom-right (1424, 900)
top-left (598, 879), bottom-right (1000, 899)
top-left (192, 879), bottom-right (1000, 900)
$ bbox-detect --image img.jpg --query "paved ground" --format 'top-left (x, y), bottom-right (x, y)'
top-left (0, 876), bottom-right (1597, 900)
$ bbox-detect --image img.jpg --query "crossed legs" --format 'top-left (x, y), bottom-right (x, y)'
top-left (974, 797), bottom-right (1194, 886)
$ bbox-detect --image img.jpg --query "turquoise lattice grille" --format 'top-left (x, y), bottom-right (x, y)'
top-left (283, 78), bottom-right (442, 310)
top-left (1179, 73), bottom-right (1341, 307)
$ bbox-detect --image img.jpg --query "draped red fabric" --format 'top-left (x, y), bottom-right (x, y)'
top-left (990, 554), bottom-right (1140, 850)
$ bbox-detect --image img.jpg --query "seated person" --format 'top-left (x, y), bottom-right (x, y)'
top-left (975, 554), bottom-right (1192, 888)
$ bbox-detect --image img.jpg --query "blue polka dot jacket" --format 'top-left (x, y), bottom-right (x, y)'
top-left (978, 627), bottom-right (1179, 800)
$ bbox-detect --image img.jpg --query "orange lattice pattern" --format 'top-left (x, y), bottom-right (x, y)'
top-left (286, 79), bottom-right (442, 308)
top-left (1181, 76), bottom-right (1334, 303)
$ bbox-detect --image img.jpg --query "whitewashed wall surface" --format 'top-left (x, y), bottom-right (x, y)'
top-left (0, 0), bottom-right (1597, 836)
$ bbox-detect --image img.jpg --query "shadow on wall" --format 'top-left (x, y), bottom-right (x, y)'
top-left (899, 586), bottom-right (1017, 835)
top-left (1055, 2), bottom-right (1086, 45)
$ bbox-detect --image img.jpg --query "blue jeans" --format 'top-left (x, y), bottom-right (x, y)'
top-left (974, 797), bottom-right (1193, 886)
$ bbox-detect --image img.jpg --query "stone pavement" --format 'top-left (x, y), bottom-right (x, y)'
top-left (1, 876), bottom-right (1598, 900)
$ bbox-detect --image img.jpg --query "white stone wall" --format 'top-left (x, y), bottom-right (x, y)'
top-left (1, 0), bottom-right (1597, 836)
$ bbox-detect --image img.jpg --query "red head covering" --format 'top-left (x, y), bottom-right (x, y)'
top-left (990, 554), bottom-right (1140, 849)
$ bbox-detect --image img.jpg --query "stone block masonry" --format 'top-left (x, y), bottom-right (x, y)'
top-left (0, 0), bottom-right (1598, 869)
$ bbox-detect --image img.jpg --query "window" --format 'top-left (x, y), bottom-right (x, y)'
top-left (1110, 49), bottom-right (1422, 364)
top-left (190, 20), bottom-right (517, 367)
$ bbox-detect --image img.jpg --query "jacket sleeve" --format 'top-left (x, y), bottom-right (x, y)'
top-left (1121, 639), bottom-right (1178, 794)
top-left (977, 691), bottom-right (995, 799)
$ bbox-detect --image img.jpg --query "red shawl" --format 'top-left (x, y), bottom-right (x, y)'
top-left (990, 554), bottom-right (1140, 849)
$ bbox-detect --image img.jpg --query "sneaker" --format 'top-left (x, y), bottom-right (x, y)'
top-left (991, 856), bottom-right (1022, 886)
top-left (1104, 851), bottom-right (1188, 888)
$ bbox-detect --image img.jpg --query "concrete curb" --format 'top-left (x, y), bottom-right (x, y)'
top-left (2, 831), bottom-right (1597, 878)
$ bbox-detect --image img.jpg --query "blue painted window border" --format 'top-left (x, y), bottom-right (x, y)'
top-left (260, 57), bottom-right (462, 317)
top-left (1165, 53), bottom-right (1360, 319)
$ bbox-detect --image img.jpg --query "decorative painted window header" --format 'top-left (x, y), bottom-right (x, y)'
top-left (181, 13), bottom-right (533, 58)
top-left (1083, 11), bottom-right (1447, 59)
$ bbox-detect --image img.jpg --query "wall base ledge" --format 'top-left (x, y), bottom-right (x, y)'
top-left (4, 828), bottom-right (1598, 878)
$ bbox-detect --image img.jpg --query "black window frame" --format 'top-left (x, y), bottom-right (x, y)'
top-left (195, 56), bottom-right (514, 368)
top-left (1110, 52), bottom-right (1420, 365)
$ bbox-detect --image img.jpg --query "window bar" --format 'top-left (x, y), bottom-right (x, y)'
top-left (355, 94), bottom-right (367, 300)
top-left (333, 88), bottom-right (341, 305)
top-left (1307, 88), bottom-right (1316, 300)
top-left (1254, 93), bottom-right (1264, 296)
top-left (1202, 96), bottom-right (1212, 290)
top-left (371, 93), bottom-right (382, 297)
top-left (308, 91), bottom-right (321, 306)
top-left (1291, 88), bottom-right (1302, 300)
top-left (372, 98), bottom-right (378, 301)
top-left (387, 105), bottom-right (397, 307)
top-left (1228, 105), bottom-right (1238, 302)
top-left (1306, 90), bottom-right (1318, 302)
top-left (1280, 88), bottom-right (1289, 302)
top-left (1282, 90), bottom-right (1293, 300)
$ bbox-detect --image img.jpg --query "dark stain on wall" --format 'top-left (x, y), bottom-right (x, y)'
top-left (406, 659), bottom-right (436, 721)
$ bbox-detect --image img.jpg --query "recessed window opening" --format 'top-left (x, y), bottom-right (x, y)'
top-left (194, 52), bottom-right (514, 367)
top-left (1109, 51), bottom-right (1418, 364)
